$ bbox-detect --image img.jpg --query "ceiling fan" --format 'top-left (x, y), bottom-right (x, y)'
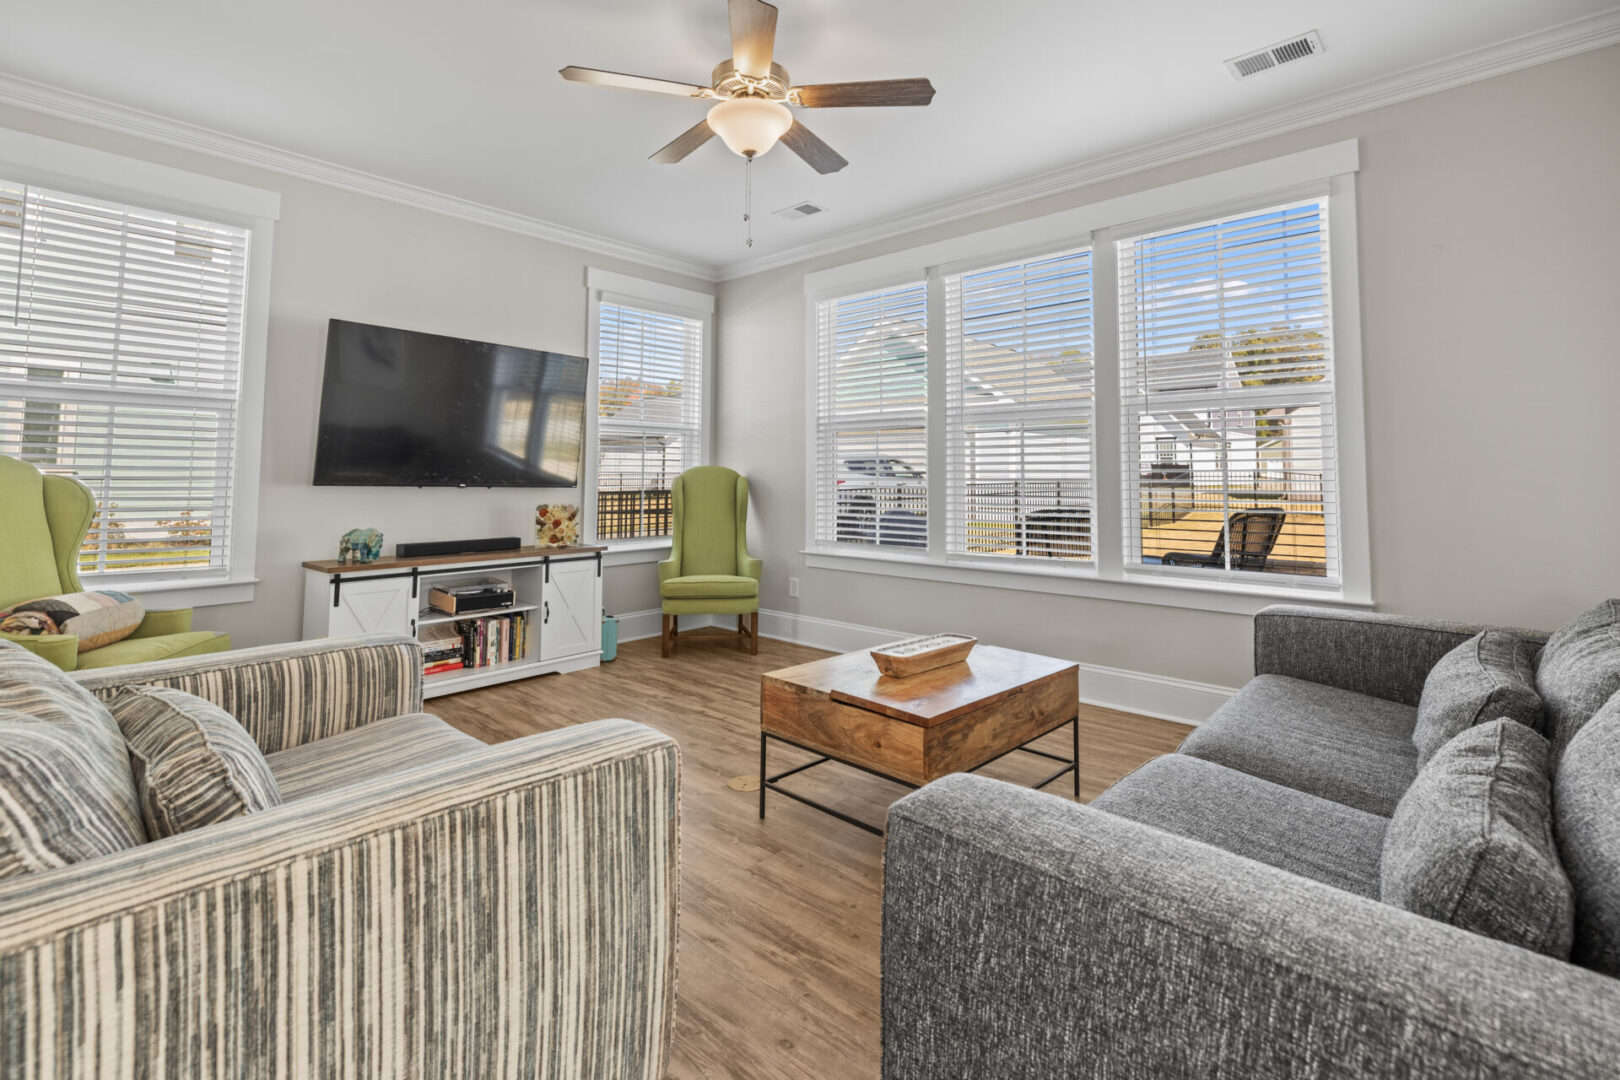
top-left (559, 0), bottom-right (936, 176)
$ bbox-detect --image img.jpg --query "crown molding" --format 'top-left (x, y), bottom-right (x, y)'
top-left (0, 7), bottom-right (1614, 287)
top-left (0, 71), bottom-right (725, 282)
top-left (713, 7), bottom-right (1620, 280)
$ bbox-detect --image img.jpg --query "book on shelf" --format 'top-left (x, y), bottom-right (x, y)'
top-left (419, 622), bottom-right (465, 674)
top-left (453, 609), bottom-right (528, 670)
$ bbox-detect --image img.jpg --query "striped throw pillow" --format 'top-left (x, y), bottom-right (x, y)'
top-left (0, 641), bottom-right (147, 878)
top-left (0, 708), bottom-right (150, 877)
top-left (112, 686), bottom-right (283, 838)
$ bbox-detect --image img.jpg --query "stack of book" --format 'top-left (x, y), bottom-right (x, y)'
top-left (459, 611), bottom-right (528, 669)
top-left (421, 623), bottom-right (465, 677)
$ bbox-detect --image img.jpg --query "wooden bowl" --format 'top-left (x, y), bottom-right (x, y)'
top-left (870, 634), bottom-right (977, 678)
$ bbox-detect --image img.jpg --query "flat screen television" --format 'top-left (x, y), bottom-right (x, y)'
top-left (313, 319), bottom-right (588, 487)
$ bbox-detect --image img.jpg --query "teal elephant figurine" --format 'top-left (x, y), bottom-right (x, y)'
top-left (339, 528), bottom-right (385, 564)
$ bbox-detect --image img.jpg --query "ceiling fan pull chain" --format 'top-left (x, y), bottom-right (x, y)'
top-left (743, 155), bottom-right (754, 248)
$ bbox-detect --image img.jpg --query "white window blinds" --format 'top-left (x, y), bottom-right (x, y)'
top-left (945, 248), bottom-right (1093, 563)
top-left (1118, 197), bottom-right (1337, 581)
top-left (596, 301), bottom-right (704, 541)
top-left (812, 282), bottom-right (928, 549)
top-left (0, 178), bottom-right (250, 580)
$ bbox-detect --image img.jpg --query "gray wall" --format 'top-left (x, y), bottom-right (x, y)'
top-left (715, 45), bottom-right (1620, 690)
top-left (0, 102), bottom-right (707, 646)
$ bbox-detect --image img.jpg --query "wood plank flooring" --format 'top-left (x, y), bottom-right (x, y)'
top-left (429, 629), bottom-right (1193, 1080)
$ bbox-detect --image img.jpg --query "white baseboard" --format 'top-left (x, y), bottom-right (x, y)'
top-left (1068, 661), bottom-right (1234, 727)
top-left (610, 609), bottom-right (729, 644)
top-left (608, 605), bottom-right (1233, 725)
top-left (611, 608), bottom-right (661, 644)
top-left (757, 608), bottom-right (1233, 726)
top-left (757, 609), bottom-right (899, 653)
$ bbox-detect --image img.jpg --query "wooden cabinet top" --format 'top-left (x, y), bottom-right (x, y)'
top-left (302, 544), bottom-right (608, 574)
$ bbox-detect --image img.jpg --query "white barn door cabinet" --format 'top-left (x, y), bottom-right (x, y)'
top-left (301, 545), bottom-right (605, 698)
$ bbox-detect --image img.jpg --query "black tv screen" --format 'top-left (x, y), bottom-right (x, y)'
top-left (312, 319), bottom-right (588, 487)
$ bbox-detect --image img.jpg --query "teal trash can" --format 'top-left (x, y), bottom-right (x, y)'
top-left (601, 614), bottom-right (619, 662)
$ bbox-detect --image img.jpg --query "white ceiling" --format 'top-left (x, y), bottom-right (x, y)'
top-left (1, 0), bottom-right (1614, 274)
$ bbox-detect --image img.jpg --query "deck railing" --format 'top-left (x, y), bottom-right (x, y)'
top-left (596, 469), bottom-right (1325, 566)
top-left (596, 488), bottom-right (675, 540)
top-left (1140, 468), bottom-right (1323, 527)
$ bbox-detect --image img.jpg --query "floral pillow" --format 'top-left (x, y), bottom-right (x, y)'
top-left (0, 591), bottom-right (145, 652)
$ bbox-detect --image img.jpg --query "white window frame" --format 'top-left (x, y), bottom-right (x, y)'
top-left (942, 246), bottom-right (1096, 568)
top-left (584, 267), bottom-right (715, 566)
top-left (0, 126), bottom-right (279, 608)
top-left (808, 279), bottom-right (931, 554)
top-left (802, 140), bottom-right (1370, 616)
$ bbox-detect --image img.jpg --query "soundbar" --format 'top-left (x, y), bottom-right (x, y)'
top-left (395, 536), bottom-right (522, 559)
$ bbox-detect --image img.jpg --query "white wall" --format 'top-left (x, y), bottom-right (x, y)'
top-left (716, 45), bottom-right (1620, 692)
top-left (0, 101), bottom-right (708, 646)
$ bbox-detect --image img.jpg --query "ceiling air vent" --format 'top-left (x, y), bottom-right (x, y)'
top-left (773, 201), bottom-right (825, 221)
top-left (1225, 30), bottom-right (1323, 80)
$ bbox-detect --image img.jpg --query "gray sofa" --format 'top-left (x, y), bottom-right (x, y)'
top-left (0, 635), bottom-right (680, 1079)
top-left (883, 604), bottom-right (1620, 1078)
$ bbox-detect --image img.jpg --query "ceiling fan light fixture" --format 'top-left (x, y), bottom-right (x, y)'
top-left (706, 97), bottom-right (793, 158)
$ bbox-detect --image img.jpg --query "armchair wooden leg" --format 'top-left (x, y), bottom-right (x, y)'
top-left (661, 614), bottom-right (675, 657)
top-left (737, 614), bottom-right (747, 651)
top-left (749, 611), bottom-right (759, 655)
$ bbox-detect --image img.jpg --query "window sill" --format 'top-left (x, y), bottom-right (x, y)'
top-left (801, 547), bottom-right (1370, 617)
top-left (82, 575), bottom-right (259, 610)
top-left (601, 540), bottom-right (672, 568)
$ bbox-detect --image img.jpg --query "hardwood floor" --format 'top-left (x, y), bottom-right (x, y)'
top-left (429, 629), bottom-right (1192, 1079)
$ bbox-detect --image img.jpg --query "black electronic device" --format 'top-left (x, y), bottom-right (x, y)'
top-left (395, 536), bottom-right (523, 559)
top-left (427, 582), bottom-right (516, 616)
top-left (313, 319), bottom-right (588, 487)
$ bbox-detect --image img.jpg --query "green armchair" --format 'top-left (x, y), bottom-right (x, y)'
top-left (0, 455), bottom-right (230, 670)
top-left (658, 466), bottom-right (762, 656)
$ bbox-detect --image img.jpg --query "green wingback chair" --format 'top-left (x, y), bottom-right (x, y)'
top-left (658, 466), bottom-right (762, 656)
top-left (0, 455), bottom-right (230, 670)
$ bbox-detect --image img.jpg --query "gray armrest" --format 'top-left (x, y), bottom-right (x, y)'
top-left (1252, 605), bottom-right (1549, 705)
top-left (883, 774), bottom-right (1620, 1080)
top-left (71, 634), bottom-right (421, 752)
top-left (0, 719), bottom-right (679, 1079)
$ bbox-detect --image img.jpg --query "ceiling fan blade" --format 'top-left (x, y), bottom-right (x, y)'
top-left (728, 0), bottom-right (779, 79)
top-left (780, 119), bottom-right (848, 174)
top-left (558, 66), bottom-right (713, 99)
top-left (791, 78), bottom-right (936, 107)
top-left (651, 119), bottom-right (716, 164)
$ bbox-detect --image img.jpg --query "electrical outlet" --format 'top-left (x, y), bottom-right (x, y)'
top-left (788, 576), bottom-right (800, 598)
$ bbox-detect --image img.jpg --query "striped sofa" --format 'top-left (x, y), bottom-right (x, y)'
top-left (0, 634), bottom-right (680, 1079)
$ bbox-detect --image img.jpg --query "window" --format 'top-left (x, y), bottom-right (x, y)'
top-left (802, 141), bottom-right (1365, 611)
top-left (811, 281), bottom-right (928, 550)
top-left (1119, 198), bottom-right (1337, 582)
top-left (0, 177), bottom-right (252, 582)
top-left (945, 248), bottom-right (1094, 563)
top-left (594, 300), bottom-right (705, 541)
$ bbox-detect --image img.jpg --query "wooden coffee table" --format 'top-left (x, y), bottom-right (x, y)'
top-left (759, 644), bottom-right (1080, 834)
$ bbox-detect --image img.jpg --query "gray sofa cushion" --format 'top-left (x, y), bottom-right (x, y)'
top-left (1178, 675), bottom-right (1419, 816)
top-left (112, 685), bottom-right (282, 838)
top-left (1093, 753), bottom-right (1387, 897)
top-left (1537, 599), bottom-right (1620, 757)
top-left (1414, 630), bottom-right (1544, 765)
top-left (266, 712), bottom-right (484, 801)
top-left (1382, 720), bottom-right (1572, 958)
top-left (0, 641), bottom-right (146, 878)
top-left (1555, 692), bottom-right (1620, 975)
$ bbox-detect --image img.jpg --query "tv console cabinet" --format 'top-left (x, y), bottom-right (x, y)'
top-left (301, 545), bottom-right (606, 699)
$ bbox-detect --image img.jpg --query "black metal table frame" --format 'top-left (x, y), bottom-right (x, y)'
top-left (758, 714), bottom-right (1080, 836)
